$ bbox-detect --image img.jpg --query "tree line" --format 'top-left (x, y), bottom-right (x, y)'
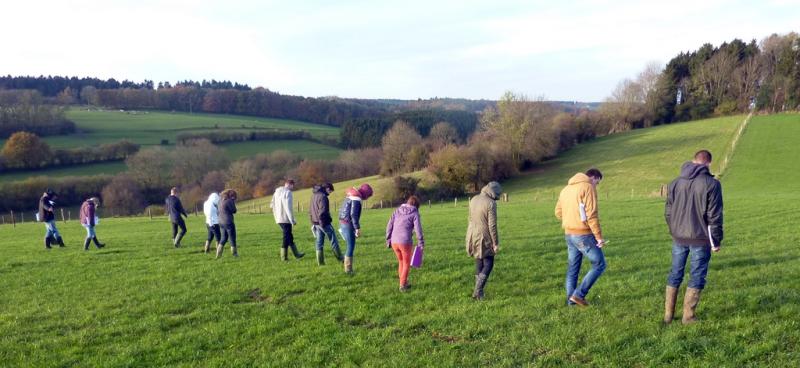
top-left (0, 132), bottom-right (139, 170)
top-left (0, 91), bottom-right (76, 138)
top-left (602, 32), bottom-right (800, 131)
top-left (0, 75), bottom-right (252, 97)
top-left (340, 109), bottom-right (479, 148)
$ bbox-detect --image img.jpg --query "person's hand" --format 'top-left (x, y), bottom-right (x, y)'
top-left (492, 244), bottom-right (499, 253)
top-left (291, 220), bottom-right (297, 226)
top-left (712, 246), bottom-right (721, 253)
top-left (596, 239), bottom-right (606, 248)
top-left (386, 240), bottom-right (392, 248)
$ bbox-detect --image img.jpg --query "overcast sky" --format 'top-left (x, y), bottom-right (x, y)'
top-left (2, 0), bottom-right (798, 101)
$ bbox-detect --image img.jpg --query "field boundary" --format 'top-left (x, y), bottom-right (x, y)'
top-left (718, 111), bottom-right (753, 178)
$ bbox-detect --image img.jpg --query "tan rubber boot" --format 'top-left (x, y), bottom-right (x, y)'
top-left (682, 287), bottom-right (702, 324)
top-left (215, 243), bottom-right (224, 259)
top-left (344, 256), bottom-right (353, 274)
top-left (664, 286), bottom-right (679, 324)
top-left (203, 241), bottom-right (210, 253)
top-left (280, 248), bottom-right (288, 261)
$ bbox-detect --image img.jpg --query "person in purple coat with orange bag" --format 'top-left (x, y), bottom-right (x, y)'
top-left (385, 195), bottom-right (425, 292)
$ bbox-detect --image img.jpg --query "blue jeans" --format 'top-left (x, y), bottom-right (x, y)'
top-left (44, 221), bottom-right (60, 239)
top-left (313, 224), bottom-right (340, 252)
top-left (667, 243), bottom-right (711, 290)
top-left (565, 234), bottom-right (607, 304)
top-left (339, 223), bottom-right (356, 257)
top-left (83, 225), bottom-right (96, 238)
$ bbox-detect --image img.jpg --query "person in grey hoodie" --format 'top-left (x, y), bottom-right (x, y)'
top-left (466, 182), bottom-right (502, 300)
top-left (385, 195), bottom-right (425, 292)
top-left (663, 150), bottom-right (723, 324)
top-left (310, 182), bottom-right (342, 265)
top-left (217, 189), bottom-right (238, 258)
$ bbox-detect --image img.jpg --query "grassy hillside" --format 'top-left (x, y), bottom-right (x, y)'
top-left (1, 114), bottom-right (798, 366)
top-left (502, 115), bottom-right (744, 198)
top-left (0, 109), bottom-right (341, 183)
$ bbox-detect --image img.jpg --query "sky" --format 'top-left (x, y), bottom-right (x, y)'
top-left (1, 0), bottom-right (799, 101)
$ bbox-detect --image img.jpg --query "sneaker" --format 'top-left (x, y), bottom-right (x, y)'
top-left (569, 295), bottom-right (589, 306)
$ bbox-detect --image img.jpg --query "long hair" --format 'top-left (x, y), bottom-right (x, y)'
top-left (221, 189), bottom-right (238, 200)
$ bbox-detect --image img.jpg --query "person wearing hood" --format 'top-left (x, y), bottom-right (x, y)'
top-left (310, 182), bottom-right (342, 265)
top-left (386, 195), bottom-right (425, 292)
top-left (271, 179), bottom-right (304, 261)
top-left (217, 189), bottom-right (239, 258)
top-left (466, 182), bottom-right (502, 300)
top-left (663, 150), bottom-right (723, 325)
top-left (203, 192), bottom-right (221, 254)
top-left (555, 169), bottom-right (607, 307)
top-left (79, 197), bottom-right (105, 250)
top-left (39, 189), bottom-right (65, 249)
top-left (165, 187), bottom-right (188, 248)
top-left (338, 183), bottom-right (374, 274)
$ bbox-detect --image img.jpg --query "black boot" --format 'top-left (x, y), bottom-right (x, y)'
top-left (45, 237), bottom-right (52, 250)
top-left (56, 236), bottom-right (65, 248)
top-left (472, 274), bottom-right (488, 301)
top-left (83, 238), bottom-right (92, 251)
top-left (289, 243), bottom-right (305, 259)
top-left (174, 233), bottom-right (185, 248)
top-left (92, 237), bottom-right (105, 249)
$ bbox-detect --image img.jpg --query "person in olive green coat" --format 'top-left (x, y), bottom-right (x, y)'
top-left (466, 181), bottom-right (502, 300)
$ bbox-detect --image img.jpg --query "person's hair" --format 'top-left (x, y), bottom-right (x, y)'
top-left (221, 189), bottom-right (237, 200)
top-left (585, 168), bottom-right (603, 180)
top-left (89, 197), bottom-right (99, 206)
top-left (694, 150), bottom-right (712, 164)
top-left (285, 179), bottom-right (295, 186)
top-left (406, 195), bottom-right (420, 208)
top-left (322, 182), bottom-right (334, 192)
top-left (170, 187), bottom-right (178, 193)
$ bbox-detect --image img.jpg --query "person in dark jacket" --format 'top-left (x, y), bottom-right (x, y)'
top-left (39, 189), bottom-right (65, 249)
top-left (338, 183), bottom-right (373, 274)
top-left (663, 150), bottom-right (723, 325)
top-left (310, 182), bottom-right (342, 265)
top-left (216, 189), bottom-right (238, 258)
top-left (386, 195), bottom-right (425, 292)
top-left (165, 187), bottom-right (188, 248)
top-left (79, 197), bottom-right (105, 250)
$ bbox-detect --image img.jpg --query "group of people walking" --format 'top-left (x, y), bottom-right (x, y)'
top-left (462, 149), bottom-right (723, 325)
top-left (36, 149), bottom-right (724, 324)
top-left (38, 190), bottom-right (106, 251)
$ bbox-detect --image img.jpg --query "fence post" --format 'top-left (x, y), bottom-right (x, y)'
top-left (11, 211), bottom-right (15, 228)
top-left (428, 200), bottom-right (432, 209)
top-left (660, 184), bottom-right (666, 198)
top-left (21, 212), bottom-right (24, 224)
top-left (149, 208), bottom-right (153, 220)
top-left (630, 189), bottom-right (634, 199)
top-left (61, 208), bottom-right (66, 223)
top-left (454, 198), bottom-right (458, 207)
top-left (68, 211), bottom-right (71, 222)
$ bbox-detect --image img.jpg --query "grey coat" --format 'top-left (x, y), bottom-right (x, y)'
top-left (466, 182), bottom-right (502, 259)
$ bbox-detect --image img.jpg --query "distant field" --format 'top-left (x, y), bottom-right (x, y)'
top-left (1, 114), bottom-right (799, 366)
top-left (0, 109), bottom-right (342, 182)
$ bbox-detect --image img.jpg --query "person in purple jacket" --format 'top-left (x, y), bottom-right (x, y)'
top-left (80, 197), bottom-right (105, 251)
top-left (385, 195), bottom-right (425, 292)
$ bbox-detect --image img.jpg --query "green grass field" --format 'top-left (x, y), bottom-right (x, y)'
top-left (1, 114), bottom-right (798, 366)
top-left (0, 109), bottom-right (341, 183)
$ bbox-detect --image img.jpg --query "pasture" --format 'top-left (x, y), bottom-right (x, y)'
top-left (1, 114), bottom-right (798, 366)
top-left (0, 109), bottom-right (341, 182)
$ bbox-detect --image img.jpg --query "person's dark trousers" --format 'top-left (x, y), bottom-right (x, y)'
top-left (172, 218), bottom-right (187, 247)
top-left (207, 224), bottom-right (221, 243)
top-left (279, 223), bottom-right (293, 249)
top-left (473, 255), bottom-right (494, 300)
top-left (220, 223), bottom-right (237, 248)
